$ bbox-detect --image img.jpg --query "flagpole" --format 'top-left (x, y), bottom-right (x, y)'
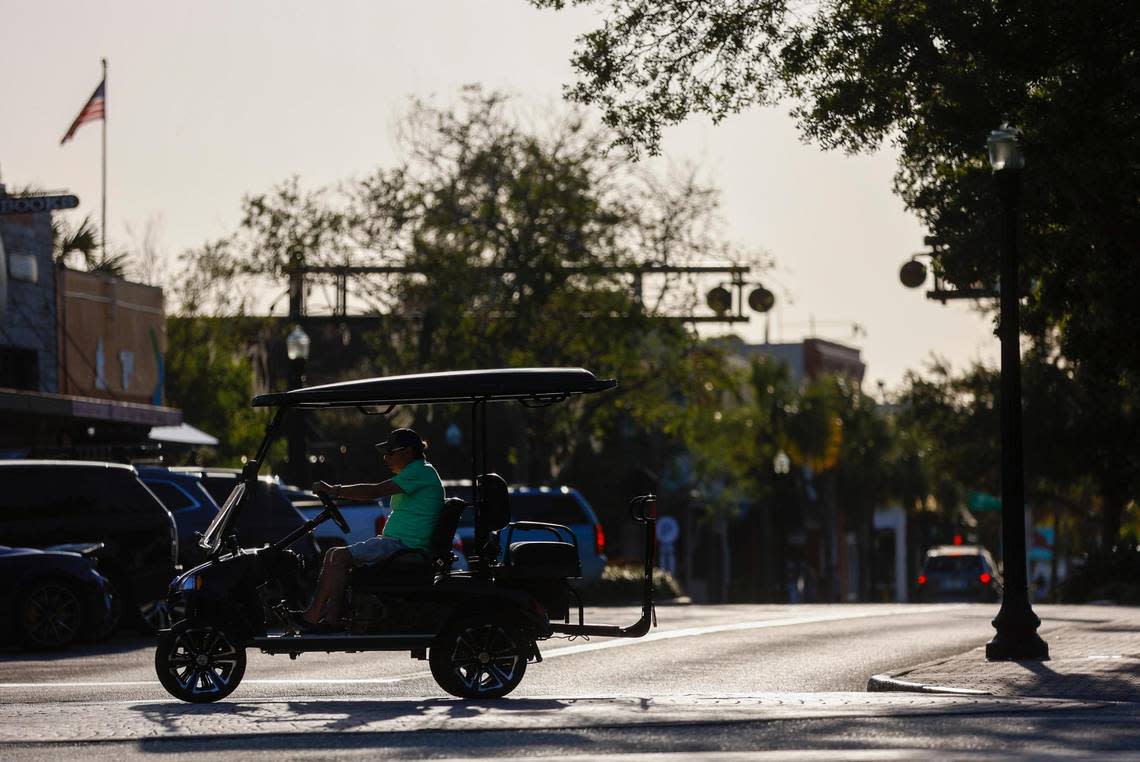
top-left (101, 57), bottom-right (107, 263)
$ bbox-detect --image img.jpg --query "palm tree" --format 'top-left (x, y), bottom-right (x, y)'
top-left (53, 215), bottom-right (129, 276)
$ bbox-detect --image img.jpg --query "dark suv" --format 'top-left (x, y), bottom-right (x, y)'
top-left (136, 466), bottom-right (220, 568)
top-left (0, 460), bottom-right (179, 629)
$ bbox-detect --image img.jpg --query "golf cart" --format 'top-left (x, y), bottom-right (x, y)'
top-left (155, 368), bottom-right (657, 703)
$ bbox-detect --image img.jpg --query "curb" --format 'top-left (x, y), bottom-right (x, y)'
top-left (867, 673), bottom-right (993, 696)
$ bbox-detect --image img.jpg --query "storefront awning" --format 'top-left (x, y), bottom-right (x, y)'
top-left (148, 422), bottom-right (218, 446)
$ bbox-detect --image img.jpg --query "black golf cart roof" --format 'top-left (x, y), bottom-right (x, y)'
top-left (251, 367), bottom-right (617, 409)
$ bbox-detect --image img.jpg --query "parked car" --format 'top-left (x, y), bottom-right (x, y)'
top-left (136, 466), bottom-right (220, 568)
top-left (169, 468), bottom-right (320, 569)
top-left (0, 544), bottom-right (118, 649)
top-left (288, 489), bottom-right (468, 570)
top-left (916, 544), bottom-right (1002, 602)
top-left (450, 483), bottom-right (607, 579)
top-left (0, 461), bottom-right (178, 631)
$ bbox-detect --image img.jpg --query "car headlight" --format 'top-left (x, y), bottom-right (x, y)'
top-left (180, 574), bottom-right (204, 592)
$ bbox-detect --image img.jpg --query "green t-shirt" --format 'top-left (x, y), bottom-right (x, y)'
top-left (382, 458), bottom-right (445, 552)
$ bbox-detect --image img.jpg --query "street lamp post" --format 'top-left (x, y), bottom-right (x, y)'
top-left (285, 325), bottom-right (311, 489)
top-left (984, 127), bottom-right (1048, 661)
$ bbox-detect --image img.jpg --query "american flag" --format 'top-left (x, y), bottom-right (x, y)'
top-left (60, 80), bottom-right (106, 145)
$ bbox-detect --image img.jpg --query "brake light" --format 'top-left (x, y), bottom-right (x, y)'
top-left (917, 575), bottom-right (927, 585)
top-left (374, 514), bottom-right (387, 536)
top-left (594, 523), bottom-right (606, 555)
top-left (980, 572), bottom-right (992, 585)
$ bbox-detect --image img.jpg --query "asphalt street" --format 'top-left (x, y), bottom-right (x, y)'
top-left (1, 603), bottom-right (1136, 758)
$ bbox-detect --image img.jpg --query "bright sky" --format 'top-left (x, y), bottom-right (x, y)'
top-left (0, 0), bottom-right (997, 391)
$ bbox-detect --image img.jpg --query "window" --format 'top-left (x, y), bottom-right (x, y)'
top-left (0, 466), bottom-right (101, 520)
top-left (925, 555), bottom-right (983, 574)
top-left (0, 347), bottom-right (39, 391)
top-left (145, 480), bottom-right (198, 513)
top-left (512, 494), bottom-right (588, 525)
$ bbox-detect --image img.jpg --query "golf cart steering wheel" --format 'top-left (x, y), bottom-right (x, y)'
top-left (318, 491), bottom-right (351, 534)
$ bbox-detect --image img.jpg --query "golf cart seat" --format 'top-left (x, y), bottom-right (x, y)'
top-left (351, 497), bottom-right (468, 589)
top-left (503, 540), bottom-right (581, 579)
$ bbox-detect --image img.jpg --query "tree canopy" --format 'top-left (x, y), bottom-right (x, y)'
top-left (537, 0), bottom-right (1140, 542)
top-left (172, 89), bottom-right (766, 486)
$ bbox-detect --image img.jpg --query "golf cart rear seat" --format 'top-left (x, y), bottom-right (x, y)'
top-left (351, 496), bottom-right (467, 589)
top-left (475, 475), bottom-right (581, 580)
top-left (502, 540), bottom-right (581, 579)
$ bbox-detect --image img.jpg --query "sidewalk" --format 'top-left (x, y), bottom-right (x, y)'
top-left (869, 604), bottom-right (1140, 702)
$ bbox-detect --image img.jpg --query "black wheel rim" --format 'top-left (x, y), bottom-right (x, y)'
top-left (140, 599), bottom-right (172, 631)
top-left (22, 584), bottom-right (81, 647)
top-left (448, 624), bottom-right (522, 694)
top-left (164, 628), bottom-right (242, 697)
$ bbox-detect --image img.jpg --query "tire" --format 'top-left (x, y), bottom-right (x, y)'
top-left (155, 622), bottom-right (247, 703)
top-left (429, 617), bottom-right (529, 699)
top-left (17, 580), bottom-right (84, 650)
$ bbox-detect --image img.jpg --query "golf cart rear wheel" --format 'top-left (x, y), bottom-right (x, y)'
top-left (155, 621), bottom-right (246, 703)
top-left (430, 618), bottom-right (529, 699)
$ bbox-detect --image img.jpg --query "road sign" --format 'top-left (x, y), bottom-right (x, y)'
top-left (0, 194), bottom-right (80, 215)
top-left (967, 491), bottom-right (1002, 512)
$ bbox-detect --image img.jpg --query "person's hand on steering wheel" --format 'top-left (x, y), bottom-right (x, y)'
top-left (312, 482), bottom-right (350, 533)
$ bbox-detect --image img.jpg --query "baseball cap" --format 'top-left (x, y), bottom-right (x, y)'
top-left (375, 428), bottom-right (425, 453)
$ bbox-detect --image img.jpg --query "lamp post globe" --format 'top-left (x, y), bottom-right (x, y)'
top-left (286, 325), bottom-right (311, 362)
top-left (984, 125), bottom-right (1048, 661)
top-left (987, 127), bottom-right (1025, 172)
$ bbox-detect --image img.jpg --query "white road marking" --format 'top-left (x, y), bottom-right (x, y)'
top-left (0, 605), bottom-right (966, 690)
top-left (540, 604), bottom-right (965, 659)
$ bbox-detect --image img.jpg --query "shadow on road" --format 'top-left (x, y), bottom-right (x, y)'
top-left (1013, 658), bottom-right (1140, 703)
top-left (0, 635), bottom-right (151, 663)
top-left (133, 696), bottom-right (577, 735)
top-left (120, 709), bottom-right (1140, 757)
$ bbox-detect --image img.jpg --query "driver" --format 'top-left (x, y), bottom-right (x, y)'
top-left (295, 427), bottom-right (444, 633)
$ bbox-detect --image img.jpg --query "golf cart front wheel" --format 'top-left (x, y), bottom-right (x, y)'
top-left (430, 618), bottom-right (529, 699)
top-left (155, 621), bottom-right (246, 703)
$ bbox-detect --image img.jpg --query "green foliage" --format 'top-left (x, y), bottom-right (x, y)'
top-left (175, 87), bottom-right (766, 487)
top-left (164, 317), bottom-right (279, 466)
top-left (541, 1), bottom-right (1140, 535)
top-left (896, 348), bottom-right (1140, 547)
top-left (572, 564), bottom-right (686, 604)
top-left (1059, 538), bottom-right (1140, 605)
top-left (52, 215), bottom-right (129, 276)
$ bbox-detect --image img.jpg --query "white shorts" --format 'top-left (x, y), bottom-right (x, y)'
top-left (347, 536), bottom-right (407, 566)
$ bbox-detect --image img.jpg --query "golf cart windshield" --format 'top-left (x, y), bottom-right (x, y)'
top-left (200, 482), bottom-right (246, 555)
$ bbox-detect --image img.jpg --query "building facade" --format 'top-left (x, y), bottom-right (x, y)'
top-left (0, 185), bottom-right (180, 458)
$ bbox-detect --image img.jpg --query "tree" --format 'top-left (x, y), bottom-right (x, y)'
top-left (536, 0), bottom-right (1140, 541)
top-left (52, 215), bottom-right (129, 276)
top-left (174, 88), bottom-right (766, 492)
top-left (897, 349), bottom-right (1139, 549)
top-left (164, 316), bottom-right (279, 466)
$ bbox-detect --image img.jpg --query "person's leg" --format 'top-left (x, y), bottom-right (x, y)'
top-left (303, 547), bottom-right (351, 624)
